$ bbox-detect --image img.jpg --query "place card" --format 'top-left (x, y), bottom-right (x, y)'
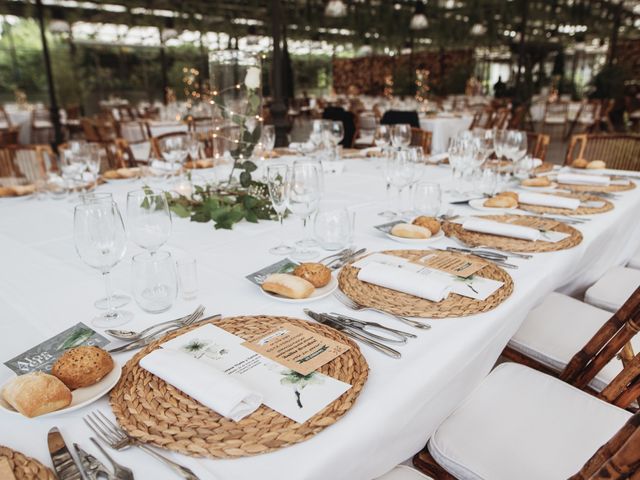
top-left (160, 324), bottom-right (351, 423)
top-left (243, 323), bottom-right (350, 376)
top-left (4, 323), bottom-right (109, 376)
top-left (246, 258), bottom-right (299, 286)
top-left (417, 251), bottom-right (485, 278)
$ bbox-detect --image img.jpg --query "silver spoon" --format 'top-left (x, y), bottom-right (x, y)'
top-left (106, 305), bottom-right (205, 340)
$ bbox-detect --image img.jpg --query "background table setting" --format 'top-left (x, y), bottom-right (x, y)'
top-left (2, 127), bottom-right (640, 480)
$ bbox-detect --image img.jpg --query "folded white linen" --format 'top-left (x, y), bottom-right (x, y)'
top-left (462, 218), bottom-right (541, 241)
top-left (140, 348), bottom-right (262, 422)
top-left (357, 262), bottom-right (451, 302)
top-left (150, 160), bottom-right (181, 171)
top-left (557, 173), bottom-right (610, 186)
top-left (518, 192), bottom-right (580, 210)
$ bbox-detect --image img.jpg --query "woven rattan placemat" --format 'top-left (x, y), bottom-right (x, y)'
top-left (443, 214), bottom-right (583, 253)
top-left (0, 446), bottom-right (56, 480)
top-left (338, 249), bottom-right (513, 318)
top-left (110, 316), bottom-right (368, 459)
top-left (518, 193), bottom-right (614, 215)
top-left (557, 179), bottom-right (636, 193)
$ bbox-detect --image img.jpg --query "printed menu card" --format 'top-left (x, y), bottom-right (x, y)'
top-left (158, 324), bottom-right (351, 423)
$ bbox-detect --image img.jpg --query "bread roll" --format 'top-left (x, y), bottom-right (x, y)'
top-left (51, 346), bottom-right (114, 390)
top-left (390, 223), bottom-right (432, 239)
top-left (521, 177), bottom-right (551, 187)
top-left (11, 185), bottom-right (35, 196)
top-left (293, 263), bottom-right (332, 288)
top-left (587, 160), bottom-right (606, 170)
top-left (497, 191), bottom-right (519, 201)
top-left (484, 196), bottom-right (518, 208)
top-left (116, 167), bottom-right (139, 179)
top-left (102, 170), bottom-right (120, 179)
top-left (412, 216), bottom-right (441, 235)
top-left (0, 186), bottom-right (16, 197)
top-left (572, 158), bottom-right (588, 168)
top-left (0, 457), bottom-right (15, 480)
top-left (2, 372), bottom-right (72, 418)
top-left (262, 273), bottom-right (315, 299)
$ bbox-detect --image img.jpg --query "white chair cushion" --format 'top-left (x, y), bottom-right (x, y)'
top-left (508, 292), bottom-right (636, 392)
top-left (375, 465), bottom-right (433, 480)
top-left (628, 246), bottom-right (640, 270)
top-left (584, 266), bottom-right (640, 312)
top-left (428, 363), bottom-right (631, 480)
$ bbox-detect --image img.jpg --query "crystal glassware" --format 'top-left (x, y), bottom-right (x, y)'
top-left (159, 136), bottom-right (189, 173)
top-left (176, 257), bottom-right (198, 300)
top-left (314, 204), bottom-right (352, 251)
top-left (413, 182), bottom-right (442, 217)
top-left (391, 124), bottom-right (411, 148)
top-left (74, 201), bottom-right (132, 327)
top-left (266, 163), bottom-right (294, 255)
top-left (126, 188), bottom-right (172, 254)
top-left (387, 149), bottom-right (415, 216)
top-left (289, 161), bottom-right (321, 260)
top-left (374, 124), bottom-right (391, 150)
top-left (132, 251), bottom-right (177, 313)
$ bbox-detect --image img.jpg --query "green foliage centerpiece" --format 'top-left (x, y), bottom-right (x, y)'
top-left (166, 51), bottom-right (275, 230)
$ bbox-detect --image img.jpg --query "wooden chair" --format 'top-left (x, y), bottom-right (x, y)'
top-left (410, 128), bottom-right (432, 155)
top-left (0, 145), bottom-right (56, 182)
top-left (526, 132), bottom-right (550, 161)
top-left (564, 134), bottom-right (640, 170)
top-left (150, 131), bottom-right (188, 160)
top-left (0, 107), bottom-right (19, 146)
top-left (490, 107), bottom-right (511, 129)
top-left (30, 108), bottom-right (54, 144)
top-left (502, 287), bottom-right (640, 405)
top-left (188, 116), bottom-right (214, 134)
top-left (543, 100), bottom-right (569, 137)
top-left (468, 106), bottom-right (493, 130)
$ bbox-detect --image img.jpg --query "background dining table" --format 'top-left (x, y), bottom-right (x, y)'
top-left (1, 157), bottom-right (640, 480)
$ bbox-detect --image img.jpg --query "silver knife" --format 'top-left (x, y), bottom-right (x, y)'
top-left (48, 427), bottom-right (83, 480)
top-left (304, 309), bottom-right (401, 359)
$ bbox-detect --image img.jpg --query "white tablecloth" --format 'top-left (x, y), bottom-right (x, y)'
top-left (419, 114), bottom-right (474, 154)
top-left (1, 160), bottom-right (640, 480)
top-left (148, 120), bottom-right (189, 137)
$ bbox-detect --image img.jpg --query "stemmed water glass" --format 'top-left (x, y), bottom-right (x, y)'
top-left (386, 149), bottom-right (415, 216)
top-left (289, 161), bottom-right (321, 260)
top-left (159, 136), bottom-right (189, 173)
top-left (126, 188), bottom-right (172, 255)
top-left (391, 124), bottom-right (411, 148)
top-left (309, 119), bottom-right (330, 151)
top-left (266, 164), bottom-right (294, 255)
top-left (186, 133), bottom-right (201, 162)
top-left (261, 125), bottom-right (276, 156)
top-left (327, 121), bottom-right (344, 161)
top-left (374, 125), bottom-right (391, 152)
top-left (74, 201), bottom-right (132, 327)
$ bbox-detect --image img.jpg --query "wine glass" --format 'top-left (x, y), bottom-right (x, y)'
top-left (261, 125), bottom-right (276, 156)
top-left (126, 188), bottom-right (172, 254)
top-left (472, 128), bottom-right (494, 162)
top-left (329, 121), bottom-right (344, 146)
top-left (391, 124), bottom-right (411, 148)
top-left (309, 119), bottom-right (330, 150)
top-left (289, 161), bottom-right (321, 260)
top-left (159, 136), bottom-right (188, 172)
top-left (186, 133), bottom-right (201, 162)
top-left (74, 201), bottom-right (132, 327)
top-left (266, 164), bottom-right (294, 255)
top-left (373, 125), bottom-right (391, 152)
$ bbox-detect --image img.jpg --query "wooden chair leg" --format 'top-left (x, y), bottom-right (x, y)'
top-left (413, 447), bottom-right (457, 480)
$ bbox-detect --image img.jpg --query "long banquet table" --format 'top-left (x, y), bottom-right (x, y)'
top-left (1, 158), bottom-right (640, 480)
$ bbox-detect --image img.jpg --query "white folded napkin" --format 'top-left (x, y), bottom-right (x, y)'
top-left (518, 192), bottom-right (580, 210)
top-left (557, 173), bottom-right (610, 186)
top-left (140, 348), bottom-right (262, 422)
top-left (357, 262), bottom-right (451, 302)
top-left (150, 160), bottom-right (181, 172)
top-left (462, 218), bottom-right (540, 241)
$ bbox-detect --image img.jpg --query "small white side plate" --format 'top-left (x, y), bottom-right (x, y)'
top-left (385, 228), bottom-right (445, 244)
top-left (0, 360), bottom-right (122, 418)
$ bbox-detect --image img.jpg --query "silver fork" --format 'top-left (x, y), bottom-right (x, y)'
top-left (334, 290), bottom-right (431, 330)
top-left (89, 437), bottom-right (134, 480)
top-left (84, 411), bottom-right (200, 480)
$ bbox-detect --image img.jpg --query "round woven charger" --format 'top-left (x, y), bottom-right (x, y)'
top-left (0, 446), bottom-right (56, 480)
top-left (557, 179), bottom-right (636, 193)
top-left (519, 193), bottom-right (614, 215)
top-left (443, 214), bottom-right (583, 253)
top-left (338, 249), bottom-right (513, 318)
top-left (110, 316), bottom-right (369, 459)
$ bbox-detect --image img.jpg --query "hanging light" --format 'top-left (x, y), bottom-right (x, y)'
top-left (470, 23), bottom-right (486, 36)
top-left (410, 2), bottom-right (429, 30)
top-left (325, 0), bottom-right (348, 18)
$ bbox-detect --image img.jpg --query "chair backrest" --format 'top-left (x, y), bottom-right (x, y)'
top-left (189, 116), bottom-right (214, 134)
top-left (570, 411), bottom-right (640, 480)
top-left (491, 108), bottom-right (511, 129)
top-left (31, 108), bottom-right (51, 125)
top-left (150, 131), bottom-right (188, 160)
top-left (526, 132), bottom-right (550, 161)
top-left (322, 106), bottom-right (357, 148)
top-left (0, 106), bottom-right (12, 128)
top-left (560, 286), bottom-right (640, 409)
top-left (118, 120), bottom-right (149, 143)
top-left (0, 145), bottom-right (55, 181)
top-left (380, 110), bottom-right (420, 129)
top-left (411, 128), bottom-right (432, 154)
top-left (113, 138), bottom-right (136, 168)
top-left (544, 100), bottom-right (568, 121)
top-left (564, 134), bottom-right (640, 171)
